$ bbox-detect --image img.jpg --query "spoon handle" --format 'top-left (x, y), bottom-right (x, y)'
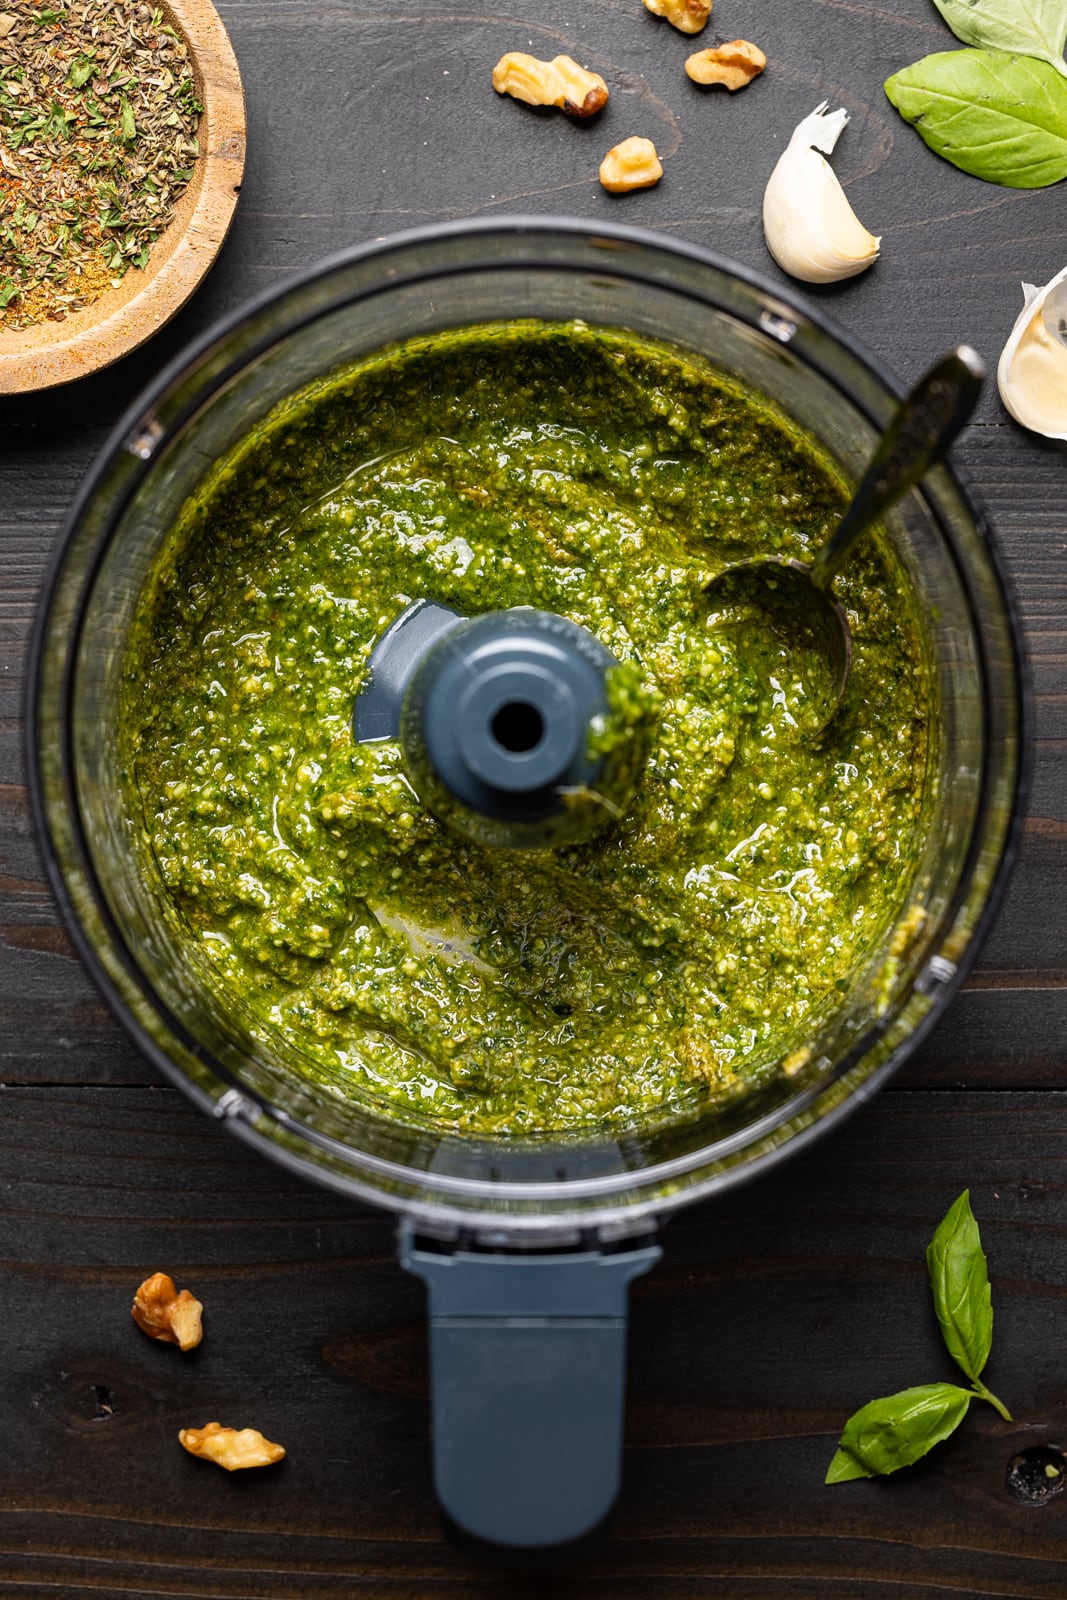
top-left (810, 346), bottom-right (985, 590)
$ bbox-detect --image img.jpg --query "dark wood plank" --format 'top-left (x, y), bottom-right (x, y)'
top-left (5, 1085), bottom-right (1067, 1596)
top-left (3, 0), bottom-right (1067, 1590)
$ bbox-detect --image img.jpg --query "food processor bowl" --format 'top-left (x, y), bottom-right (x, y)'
top-left (29, 219), bottom-right (1026, 1553)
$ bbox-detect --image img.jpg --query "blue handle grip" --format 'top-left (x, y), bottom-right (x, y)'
top-left (400, 1225), bottom-right (661, 1550)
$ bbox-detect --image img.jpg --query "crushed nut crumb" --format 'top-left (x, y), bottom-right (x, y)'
top-left (782, 1046), bottom-right (812, 1078)
top-left (131, 1272), bottom-right (204, 1352)
top-left (643, 0), bottom-right (711, 35)
top-left (685, 39), bottom-right (766, 90)
top-left (599, 136), bottom-right (664, 193)
top-left (492, 52), bottom-right (608, 117)
top-left (178, 1422), bottom-right (286, 1471)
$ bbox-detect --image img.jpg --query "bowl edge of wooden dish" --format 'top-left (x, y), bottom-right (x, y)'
top-left (0, 0), bottom-right (245, 394)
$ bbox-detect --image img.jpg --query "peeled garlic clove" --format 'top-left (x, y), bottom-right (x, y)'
top-left (997, 267), bottom-right (1067, 441)
top-left (762, 102), bottom-right (881, 285)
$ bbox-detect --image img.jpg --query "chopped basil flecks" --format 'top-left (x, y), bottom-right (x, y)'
top-left (120, 322), bottom-right (933, 1137)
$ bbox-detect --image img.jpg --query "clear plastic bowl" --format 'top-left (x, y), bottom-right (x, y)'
top-left (30, 218), bottom-right (1026, 1243)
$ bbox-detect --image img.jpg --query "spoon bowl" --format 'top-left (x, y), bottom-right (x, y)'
top-left (703, 346), bottom-right (986, 735)
top-left (704, 556), bottom-right (852, 735)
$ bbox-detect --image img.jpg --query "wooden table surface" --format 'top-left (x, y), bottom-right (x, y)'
top-left (3, 2), bottom-right (1067, 1594)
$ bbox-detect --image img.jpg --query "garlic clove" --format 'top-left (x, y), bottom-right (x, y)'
top-left (996, 266), bottom-right (1067, 441)
top-left (762, 102), bottom-right (881, 285)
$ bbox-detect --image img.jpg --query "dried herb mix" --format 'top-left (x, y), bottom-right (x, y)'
top-left (0, 0), bottom-right (202, 331)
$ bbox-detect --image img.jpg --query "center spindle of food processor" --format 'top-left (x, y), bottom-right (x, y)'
top-left (354, 600), bottom-right (636, 848)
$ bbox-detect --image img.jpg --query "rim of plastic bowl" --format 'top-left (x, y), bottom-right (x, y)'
top-left (26, 217), bottom-right (1031, 1236)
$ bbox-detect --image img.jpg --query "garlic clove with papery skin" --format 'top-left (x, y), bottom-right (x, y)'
top-left (762, 102), bottom-right (881, 285)
top-left (997, 267), bottom-right (1067, 441)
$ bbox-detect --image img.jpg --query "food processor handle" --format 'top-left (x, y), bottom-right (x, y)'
top-left (400, 1225), bottom-right (661, 1552)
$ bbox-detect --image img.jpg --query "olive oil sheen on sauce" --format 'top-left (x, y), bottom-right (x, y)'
top-left (120, 323), bottom-right (932, 1136)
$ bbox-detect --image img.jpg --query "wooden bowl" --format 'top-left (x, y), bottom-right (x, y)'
top-left (0, 0), bottom-right (245, 394)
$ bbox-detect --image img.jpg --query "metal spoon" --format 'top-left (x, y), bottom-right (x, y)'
top-left (703, 346), bottom-right (986, 735)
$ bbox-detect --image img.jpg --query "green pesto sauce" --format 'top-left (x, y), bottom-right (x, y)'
top-left (120, 322), bottom-right (932, 1137)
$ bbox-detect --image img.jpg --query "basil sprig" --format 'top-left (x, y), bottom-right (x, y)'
top-left (884, 0), bottom-right (1067, 187)
top-left (827, 1383), bottom-right (974, 1483)
top-left (927, 1189), bottom-right (1013, 1420)
top-left (886, 51), bottom-right (1067, 189)
top-left (827, 1192), bottom-right (1011, 1484)
top-left (932, 0), bottom-right (1067, 76)
top-left (927, 1189), bottom-right (990, 1383)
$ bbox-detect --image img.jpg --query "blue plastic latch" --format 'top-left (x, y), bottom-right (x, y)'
top-left (399, 1225), bottom-right (661, 1551)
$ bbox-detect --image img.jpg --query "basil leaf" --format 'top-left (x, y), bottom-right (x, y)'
top-left (926, 1189), bottom-right (993, 1381)
top-left (931, 0), bottom-right (1067, 77)
top-left (885, 49), bottom-right (1067, 187)
top-left (826, 1383), bottom-right (972, 1483)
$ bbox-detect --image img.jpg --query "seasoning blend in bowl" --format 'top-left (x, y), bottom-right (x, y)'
top-left (0, 0), bottom-right (244, 391)
top-left (30, 223), bottom-right (1025, 1552)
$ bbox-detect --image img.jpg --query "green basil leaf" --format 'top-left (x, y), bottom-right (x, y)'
top-left (931, 0), bottom-right (1067, 77)
top-left (825, 1446), bottom-right (872, 1484)
top-left (120, 97), bottom-right (136, 141)
top-left (826, 1383), bottom-right (972, 1483)
top-left (926, 1189), bottom-right (993, 1381)
top-left (885, 49), bottom-right (1067, 187)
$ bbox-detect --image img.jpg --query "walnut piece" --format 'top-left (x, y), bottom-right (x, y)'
top-left (179, 1422), bottom-right (286, 1471)
top-left (599, 137), bottom-right (664, 194)
top-left (643, 0), bottom-right (711, 35)
top-left (492, 53), bottom-right (609, 117)
top-left (685, 39), bottom-right (766, 89)
top-left (131, 1272), bottom-right (204, 1352)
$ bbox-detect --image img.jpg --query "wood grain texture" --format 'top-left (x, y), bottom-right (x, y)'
top-left (6, 1087), bottom-right (1067, 1596)
top-left (2, 0), bottom-right (1067, 1590)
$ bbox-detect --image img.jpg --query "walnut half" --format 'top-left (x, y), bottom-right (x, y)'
top-left (131, 1272), bottom-right (203, 1352)
top-left (685, 40), bottom-right (767, 90)
top-left (179, 1422), bottom-right (286, 1471)
top-left (492, 53), bottom-right (609, 118)
top-left (599, 137), bottom-right (664, 194)
top-left (644, 0), bottom-right (711, 35)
